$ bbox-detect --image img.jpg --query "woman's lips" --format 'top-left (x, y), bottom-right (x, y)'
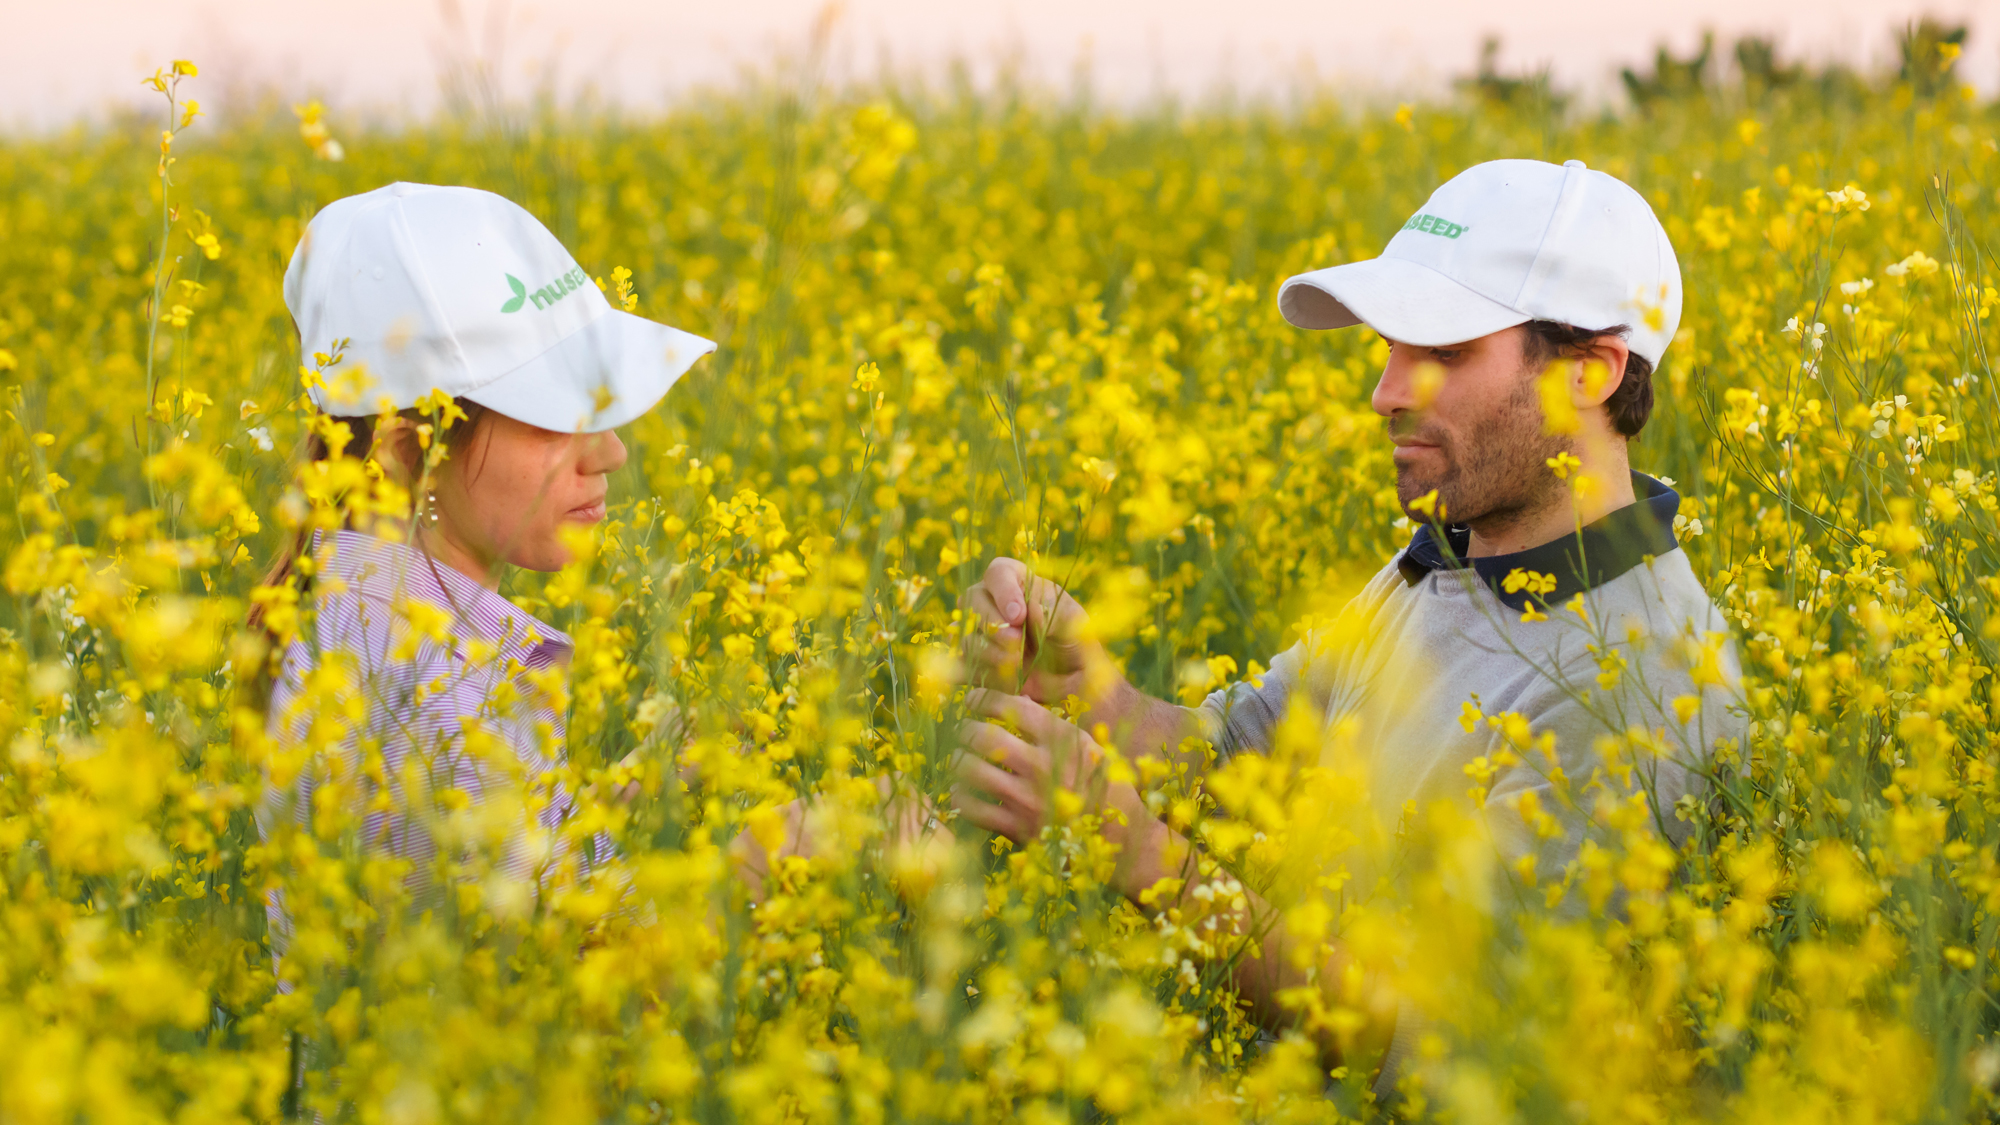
top-left (565, 501), bottom-right (607, 523)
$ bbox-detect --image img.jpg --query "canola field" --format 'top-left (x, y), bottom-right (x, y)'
top-left (3, 54), bottom-right (2000, 1123)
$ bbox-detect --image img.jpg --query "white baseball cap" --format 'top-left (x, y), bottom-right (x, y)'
top-left (283, 181), bottom-right (715, 431)
top-left (1278, 159), bottom-right (1682, 365)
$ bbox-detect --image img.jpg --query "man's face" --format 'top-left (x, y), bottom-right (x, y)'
top-left (1369, 325), bottom-right (1567, 526)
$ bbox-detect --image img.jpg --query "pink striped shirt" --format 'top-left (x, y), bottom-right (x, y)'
top-left (262, 529), bottom-right (580, 953)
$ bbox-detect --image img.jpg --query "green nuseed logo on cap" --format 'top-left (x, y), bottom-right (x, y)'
top-left (500, 267), bottom-right (590, 314)
top-left (1402, 213), bottom-right (1469, 239)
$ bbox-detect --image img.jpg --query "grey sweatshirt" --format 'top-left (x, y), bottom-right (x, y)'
top-left (1189, 473), bottom-right (1745, 1097)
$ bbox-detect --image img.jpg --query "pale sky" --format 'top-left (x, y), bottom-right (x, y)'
top-left (16, 0), bottom-right (2000, 128)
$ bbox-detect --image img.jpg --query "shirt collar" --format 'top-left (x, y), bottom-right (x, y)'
top-left (1395, 471), bottom-right (1680, 611)
top-left (315, 529), bottom-right (573, 658)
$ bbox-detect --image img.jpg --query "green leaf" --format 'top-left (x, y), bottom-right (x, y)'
top-left (500, 273), bottom-right (527, 313)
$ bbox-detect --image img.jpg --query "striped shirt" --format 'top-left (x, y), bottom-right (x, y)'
top-left (261, 529), bottom-right (578, 952)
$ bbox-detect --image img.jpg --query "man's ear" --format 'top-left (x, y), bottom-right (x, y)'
top-left (1572, 335), bottom-right (1632, 409)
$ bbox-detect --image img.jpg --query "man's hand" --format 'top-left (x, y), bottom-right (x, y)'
top-left (949, 689), bottom-right (1388, 1068)
top-left (958, 557), bottom-right (1200, 766)
top-left (958, 557), bottom-right (1106, 705)
top-left (949, 689), bottom-right (1152, 859)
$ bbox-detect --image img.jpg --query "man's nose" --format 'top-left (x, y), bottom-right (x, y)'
top-left (1372, 347), bottom-right (1417, 418)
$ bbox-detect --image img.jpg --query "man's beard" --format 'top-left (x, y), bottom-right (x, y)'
top-left (1392, 370), bottom-right (1571, 532)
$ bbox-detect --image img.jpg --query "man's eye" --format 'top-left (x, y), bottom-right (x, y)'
top-left (1431, 350), bottom-right (1462, 362)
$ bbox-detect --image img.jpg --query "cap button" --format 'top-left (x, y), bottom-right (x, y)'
top-left (390, 182), bottom-right (415, 197)
top-left (1564, 159), bottom-right (1586, 169)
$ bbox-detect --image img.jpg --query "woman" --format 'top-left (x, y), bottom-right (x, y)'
top-left (254, 182), bottom-right (715, 956)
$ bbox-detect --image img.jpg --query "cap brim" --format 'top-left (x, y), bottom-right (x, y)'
top-left (463, 310), bottom-right (716, 432)
top-left (1278, 257), bottom-right (1530, 346)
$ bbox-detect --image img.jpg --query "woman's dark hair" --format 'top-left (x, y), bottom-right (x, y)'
top-left (241, 400), bottom-right (488, 701)
top-left (1521, 320), bottom-right (1656, 438)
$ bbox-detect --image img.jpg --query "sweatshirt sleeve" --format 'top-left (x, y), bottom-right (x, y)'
top-left (1185, 562), bottom-right (1411, 763)
top-left (1187, 641), bottom-right (1308, 762)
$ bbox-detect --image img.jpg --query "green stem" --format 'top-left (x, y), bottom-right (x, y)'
top-left (142, 74), bottom-right (178, 508)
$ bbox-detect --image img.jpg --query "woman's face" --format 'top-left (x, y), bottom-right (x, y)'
top-left (429, 412), bottom-right (627, 579)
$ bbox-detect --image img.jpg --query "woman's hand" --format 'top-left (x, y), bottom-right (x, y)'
top-left (728, 776), bottom-right (954, 901)
top-left (726, 797), bottom-right (813, 899)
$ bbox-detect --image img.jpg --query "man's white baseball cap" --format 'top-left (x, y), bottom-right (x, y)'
top-left (1278, 159), bottom-right (1682, 365)
top-left (283, 182), bottom-right (715, 431)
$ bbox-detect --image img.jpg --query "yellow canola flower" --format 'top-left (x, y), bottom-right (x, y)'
top-left (1536, 361), bottom-right (1581, 434)
top-left (1407, 488), bottom-right (1445, 521)
top-left (5, 54), bottom-right (1999, 1125)
top-left (1411, 360), bottom-right (1445, 409)
top-left (1886, 249), bottom-right (1940, 279)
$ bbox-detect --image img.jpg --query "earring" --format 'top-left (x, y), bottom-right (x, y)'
top-left (426, 489), bottom-right (439, 524)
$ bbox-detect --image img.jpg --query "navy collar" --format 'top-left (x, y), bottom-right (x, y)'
top-left (1396, 472), bottom-right (1680, 611)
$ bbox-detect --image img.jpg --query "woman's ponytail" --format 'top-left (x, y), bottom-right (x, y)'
top-left (241, 401), bottom-right (485, 710)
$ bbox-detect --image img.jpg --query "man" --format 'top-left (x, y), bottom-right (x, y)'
top-left (950, 159), bottom-right (1743, 1093)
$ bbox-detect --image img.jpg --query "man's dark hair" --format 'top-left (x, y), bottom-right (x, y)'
top-left (1521, 320), bottom-right (1655, 438)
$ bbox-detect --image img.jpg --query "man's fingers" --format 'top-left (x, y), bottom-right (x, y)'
top-left (964, 689), bottom-right (1066, 743)
top-left (966, 558), bottom-right (1090, 659)
top-left (964, 693), bottom-right (1106, 793)
top-left (957, 637), bottom-right (1025, 695)
top-left (959, 721), bottom-right (1047, 783)
top-left (957, 584), bottom-right (1030, 683)
top-left (1020, 573), bottom-right (1086, 639)
top-left (981, 557), bottom-right (1031, 626)
top-left (959, 584), bottom-right (996, 617)
top-left (960, 586), bottom-right (1020, 634)
top-left (978, 558), bottom-right (1076, 636)
top-left (949, 784), bottom-right (1021, 839)
top-left (962, 625), bottom-right (1024, 667)
top-left (954, 755), bottom-right (1037, 810)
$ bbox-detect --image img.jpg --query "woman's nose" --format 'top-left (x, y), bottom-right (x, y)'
top-left (580, 429), bottom-right (628, 475)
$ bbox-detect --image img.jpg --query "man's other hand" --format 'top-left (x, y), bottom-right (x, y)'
top-left (950, 689), bottom-right (1147, 850)
top-left (958, 557), bottom-right (1104, 705)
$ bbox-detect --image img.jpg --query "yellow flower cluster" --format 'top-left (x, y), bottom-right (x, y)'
top-left (1, 57), bottom-right (1998, 1124)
